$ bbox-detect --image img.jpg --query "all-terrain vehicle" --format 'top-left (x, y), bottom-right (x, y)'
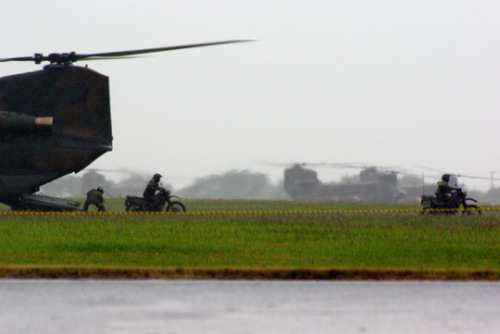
top-left (420, 188), bottom-right (481, 215)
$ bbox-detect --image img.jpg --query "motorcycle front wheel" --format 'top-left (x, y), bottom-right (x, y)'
top-left (462, 205), bottom-right (482, 215)
top-left (166, 201), bottom-right (186, 213)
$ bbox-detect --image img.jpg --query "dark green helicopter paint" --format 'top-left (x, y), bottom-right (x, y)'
top-left (0, 66), bottom-right (111, 209)
top-left (0, 40), bottom-right (250, 210)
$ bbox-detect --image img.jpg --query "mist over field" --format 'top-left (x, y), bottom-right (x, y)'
top-left (40, 167), bottom-right (500, 205)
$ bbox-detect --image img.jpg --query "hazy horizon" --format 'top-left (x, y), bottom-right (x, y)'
top-left (3, 1), bottom-right (500, 193)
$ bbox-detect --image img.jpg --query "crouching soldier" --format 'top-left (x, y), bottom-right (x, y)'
top-left (84, 187), bottom-right (106, 212)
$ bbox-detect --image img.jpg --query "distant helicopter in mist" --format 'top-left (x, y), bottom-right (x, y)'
top-left (282, 163), bottom-right (500, 202)
top-left (283, 163), bottom-right (406, 202)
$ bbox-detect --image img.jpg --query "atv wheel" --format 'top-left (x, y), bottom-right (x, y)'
top-left (462, 205), bottom-right (482, 215)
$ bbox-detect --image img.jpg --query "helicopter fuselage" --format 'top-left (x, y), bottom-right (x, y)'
top-left (0, 65), bottom-right (112, 207)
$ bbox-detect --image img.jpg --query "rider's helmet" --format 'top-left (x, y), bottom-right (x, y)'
top-left (97, 187), bottom-right (104, 193)
top-left (441, 174), bottom-right (451, 183)
top-left (153, 173), bottom-right (162, 182)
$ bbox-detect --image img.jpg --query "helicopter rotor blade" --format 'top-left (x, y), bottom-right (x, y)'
top-left (454, 173), bottom-right (500, 181)
top-left (79, 56), bottom-right (143, 61)
top-left (78, 40), bottom-right (253, 60)
top-left (0, 56), bottom-right (36, 62)
top-left (0, 39), bottom-right (253, 65)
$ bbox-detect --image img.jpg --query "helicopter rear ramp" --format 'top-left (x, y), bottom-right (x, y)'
top-left (11, 193), bottom-right (81, 211)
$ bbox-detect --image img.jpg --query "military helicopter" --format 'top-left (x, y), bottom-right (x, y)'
top-left (0, 40), bottom-right (249, 211)
top-left (282, 162), bottom-right (407, 202)
top-left (283, 163), bottom-right (500, 203)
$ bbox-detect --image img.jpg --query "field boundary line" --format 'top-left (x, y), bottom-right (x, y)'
top-left (0, 266), bottom-right (499, 280)
top-left (0, 207), bottom-right (496, 216)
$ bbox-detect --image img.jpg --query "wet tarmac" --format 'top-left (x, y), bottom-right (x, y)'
top-left (1, 280), bottom-right (499, 333)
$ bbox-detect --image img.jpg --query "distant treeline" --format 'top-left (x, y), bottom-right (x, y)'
top-left (40, 169), bottom-right (289, 200)
top-left (39, 169), bottom-right (500, 204)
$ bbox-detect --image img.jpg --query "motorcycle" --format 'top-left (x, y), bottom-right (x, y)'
top-left (125, 187), bottom-right (186, 212)
top-left (420, 188), bottom-right (481, 215)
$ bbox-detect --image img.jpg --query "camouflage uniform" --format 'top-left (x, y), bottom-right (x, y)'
top-left (84, 188), bottom-right (106, 212)
top-left (143, 174), bottom-right (162, 209)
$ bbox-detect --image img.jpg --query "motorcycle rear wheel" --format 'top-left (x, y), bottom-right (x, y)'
top-left (126, 204), bottom-right (142, 212)
top-left (166, 201), bottom-right (186, 213)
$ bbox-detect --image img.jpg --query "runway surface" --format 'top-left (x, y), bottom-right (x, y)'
top-left (1, 280), bottom-right (499, 333)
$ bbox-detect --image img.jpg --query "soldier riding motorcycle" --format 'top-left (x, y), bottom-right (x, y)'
top-left (125, 187), bottom-right (186, 212)
top-left (125, 173), bottom-right (185, 212)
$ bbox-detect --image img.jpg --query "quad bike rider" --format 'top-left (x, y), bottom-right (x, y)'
top-left (435, 174), bottom-right (457, 207)
top-left (125, 173), bottom-right (186, 212)
top-left (420, 174), bottom-right (481, 215)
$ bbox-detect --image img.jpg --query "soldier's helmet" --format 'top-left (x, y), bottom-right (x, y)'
top-left (153, 173), bottom-right (162, 182)
top-left (441, 174), bottom-right (451, 182)
top-left (97, 187), bottom-right (104, 193)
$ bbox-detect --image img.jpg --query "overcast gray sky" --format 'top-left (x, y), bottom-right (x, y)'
top-left (2, 0), bottom-right (500, 190)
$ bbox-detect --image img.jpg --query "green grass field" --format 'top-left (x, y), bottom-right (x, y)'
top-left (0, 199), bottom-right (498, 279)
